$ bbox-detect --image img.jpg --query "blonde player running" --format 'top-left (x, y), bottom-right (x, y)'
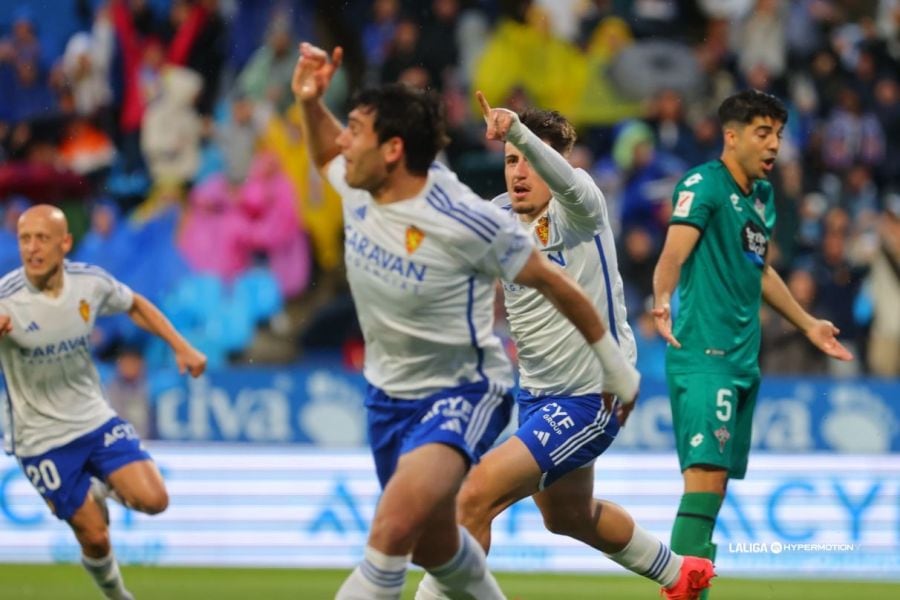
top-left (292, 43), bottom-right (639, 600)
top-left (416, 95), bottom-right (715, 600)
top-left (0, 205), bottom-right (206, 599)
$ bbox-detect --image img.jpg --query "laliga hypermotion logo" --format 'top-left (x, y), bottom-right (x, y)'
top-left (535, 214), bottom-right (549, 246)
top-left (405, 225), bottom-right (425, 254)
top-left (78, 299), bottom-right (90, 323)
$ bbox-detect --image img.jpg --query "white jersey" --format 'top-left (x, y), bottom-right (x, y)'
top-left (0, 262), bottom-right (134, 457)
top-left (494, 119), bottom-right (636, 397)
top-left (326, 156), bottom-right (533, 399)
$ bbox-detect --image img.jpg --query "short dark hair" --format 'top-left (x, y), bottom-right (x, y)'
top-left (518, 108), bottom-right (577, 155)
top-left (718, 89), bottom-right (788, 127)
top-left (349, 83), bottom-right (450, 175)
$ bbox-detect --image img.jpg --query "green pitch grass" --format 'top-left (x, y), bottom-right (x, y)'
top-left (3, 564), bottom-right (899, 599)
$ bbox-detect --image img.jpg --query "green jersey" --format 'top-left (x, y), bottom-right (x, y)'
top-left (665, 160), bottom-right (775, 376)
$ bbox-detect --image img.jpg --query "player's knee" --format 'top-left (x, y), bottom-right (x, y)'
top-left (457, 481), bottom-right (492, 528)
top-left (369, 511), bottom-right (421, 549)
top-left (133, 488), bottom-right (169, 515)
top-left (542, 508), bottom-right (583, 537)
top-left (79, 528), bottom-right (111, 556)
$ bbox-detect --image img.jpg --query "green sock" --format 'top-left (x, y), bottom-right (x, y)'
top-left (671, 492), bottom-right (722, 557)
top-left (670, 493), bottom-right (722, 599)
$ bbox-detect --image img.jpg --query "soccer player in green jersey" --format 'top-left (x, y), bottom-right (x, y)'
top-left (652, 89), bottom-right (853, 596)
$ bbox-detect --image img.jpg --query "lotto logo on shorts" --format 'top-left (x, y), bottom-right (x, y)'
top-left (104, 423), bottom-right (138, 447)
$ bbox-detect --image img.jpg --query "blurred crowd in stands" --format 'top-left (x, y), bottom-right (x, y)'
top-left (0, 0), bottom-right (898, 383)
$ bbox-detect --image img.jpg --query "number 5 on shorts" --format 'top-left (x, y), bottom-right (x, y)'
top-left (716, 389), bottom-right (733, 422)
top-left (25, 459), bottom-right (62, 495)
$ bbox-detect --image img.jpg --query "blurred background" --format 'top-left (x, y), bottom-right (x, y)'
top-left (0, 0), bottom-right (898, 589)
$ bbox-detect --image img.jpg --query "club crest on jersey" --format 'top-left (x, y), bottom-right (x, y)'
top-left (535, 214), bottom-right (550, 246)
top-left (79, 299), bottom-right (90, 323)
top-left (714, 425), bottom-right (731, 453)
top-left (405, 225), bottom-right (425, 254)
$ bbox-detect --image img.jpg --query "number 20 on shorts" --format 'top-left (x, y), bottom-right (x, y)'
top-left (25, 459), bottom-right (61, 494)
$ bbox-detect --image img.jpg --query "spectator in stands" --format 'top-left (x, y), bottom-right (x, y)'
top-left (215, 94), bottom-right (259, 185)
top-left (362, 0), bottom-right (400, 77)
top-left (808, 207), bottom-right (867, 377)
top-left (822, 86), bottom-right (885, 173)
top-left (867, 197), bottom-right (900, 377)
top-left (177, 173), bottom-right (243, 280)
top-left (379, 17), bottom-right (425, 87)
top-left (761, 269), bottom-right (828, 375)
top-left (236, 12), bottom-right (296, 111)
top-left (647, 89), bottom-right (701, 167)
top-left (235, 153), bottom-right (311, 299)
top-left (0, 10), bottom-right (56, 123)
top-left (873, 76), bottom-right (900, 187)
top-left (72, 199), bottom-right (133, 278)
top-left (258, 104), bottom-right (345, 273)
top-left (141, 65), bottom-right (203, 185)
top-left (106, 347), bottom-right (153, 439)
top-left (59, 7), bottom-right (115, 122)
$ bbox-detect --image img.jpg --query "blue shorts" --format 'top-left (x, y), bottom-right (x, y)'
top-left (366, 380), bottom-right (513, 488)
top-left (515, 390), bottom-right (620, 490)
top-left (18, 417), bottom-right (152, 521)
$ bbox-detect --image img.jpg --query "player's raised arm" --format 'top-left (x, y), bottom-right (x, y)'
top-left (477, 91), bottom-right (596, 216)
top-left (761, 265), bottom-right (853, 361)
top-left (291, 42), bottom-right (344, 171)
top-left (513, 248), bottom-right (640, 410)
top-left (127, 293), bottom-right (207, 376)
top-left (652, 224), bottom-right (702, 348)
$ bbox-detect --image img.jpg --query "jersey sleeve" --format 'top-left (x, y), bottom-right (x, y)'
top-left (97, 272), bottom-right (135, 316)
top-left (668, 173), bottom-right (717, 231)
top-left (324, 155), bottom-right (354, 197)
top-left (507, 119), bottom-right (604, 227)
top-left (462, 201), bottom-right (534, 281)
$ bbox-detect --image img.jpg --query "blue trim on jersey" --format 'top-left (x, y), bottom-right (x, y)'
top-left (465, 276), bottom-right (486, 380)
top-left (593, 235), bottom-right (619, 343)
top-left (0, 273), bottom-right (25, 298)
top-left (426, 185), bottom-right (499, 242)
top-left (64, 263), bottom-right (115, 285)
top-left (426, 193), bottom-right (491, 242)
top-left (0, 282), bottom-right (25, 300)
top-left (0, 372), bottom-right (15, 455)
top-left (433, 184), bottom-right (501, 228)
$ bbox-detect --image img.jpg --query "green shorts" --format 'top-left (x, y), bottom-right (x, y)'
top-left (666, 371), bottom-right (760, 479)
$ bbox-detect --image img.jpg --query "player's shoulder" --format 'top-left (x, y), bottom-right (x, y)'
top-left (676, 160), bottom-right (726, 190)
top-left (422, 173), bottom-right (511, 244)
top-left (63, 261), bottom-right (117, 284)
top-left (0, 267), bottom-right (26, 300)
top-left (490, 192), bottom-right (514, 212)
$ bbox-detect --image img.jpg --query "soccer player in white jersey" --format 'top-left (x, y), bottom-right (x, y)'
top-left (0, 205), bottom-right (206, 600)
top-left (416, 95), bottom-right (715, 600)
top-left (292, 43), bottom-right (640, 600)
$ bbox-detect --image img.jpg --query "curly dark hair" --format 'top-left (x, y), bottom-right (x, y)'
top-left (349, 83), bottom-right (450, 175)
top-left (718, 89), bottom-right (788, 127)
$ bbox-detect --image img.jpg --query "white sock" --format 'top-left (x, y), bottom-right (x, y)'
top-left (335, 545), bottom-right (409, 600)
top-left (605, 524), bottom-right (683, 588)
top-left (415, 527), bottom-right (505, 600)
top-left (81, 553), bottom-right (134, 600)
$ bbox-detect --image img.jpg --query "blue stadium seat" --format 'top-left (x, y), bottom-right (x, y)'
top-left (232, 267), bottom-right (283, 325)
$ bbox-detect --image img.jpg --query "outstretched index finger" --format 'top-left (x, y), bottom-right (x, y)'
top-left (475, 90), bottom-right (492, 119)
